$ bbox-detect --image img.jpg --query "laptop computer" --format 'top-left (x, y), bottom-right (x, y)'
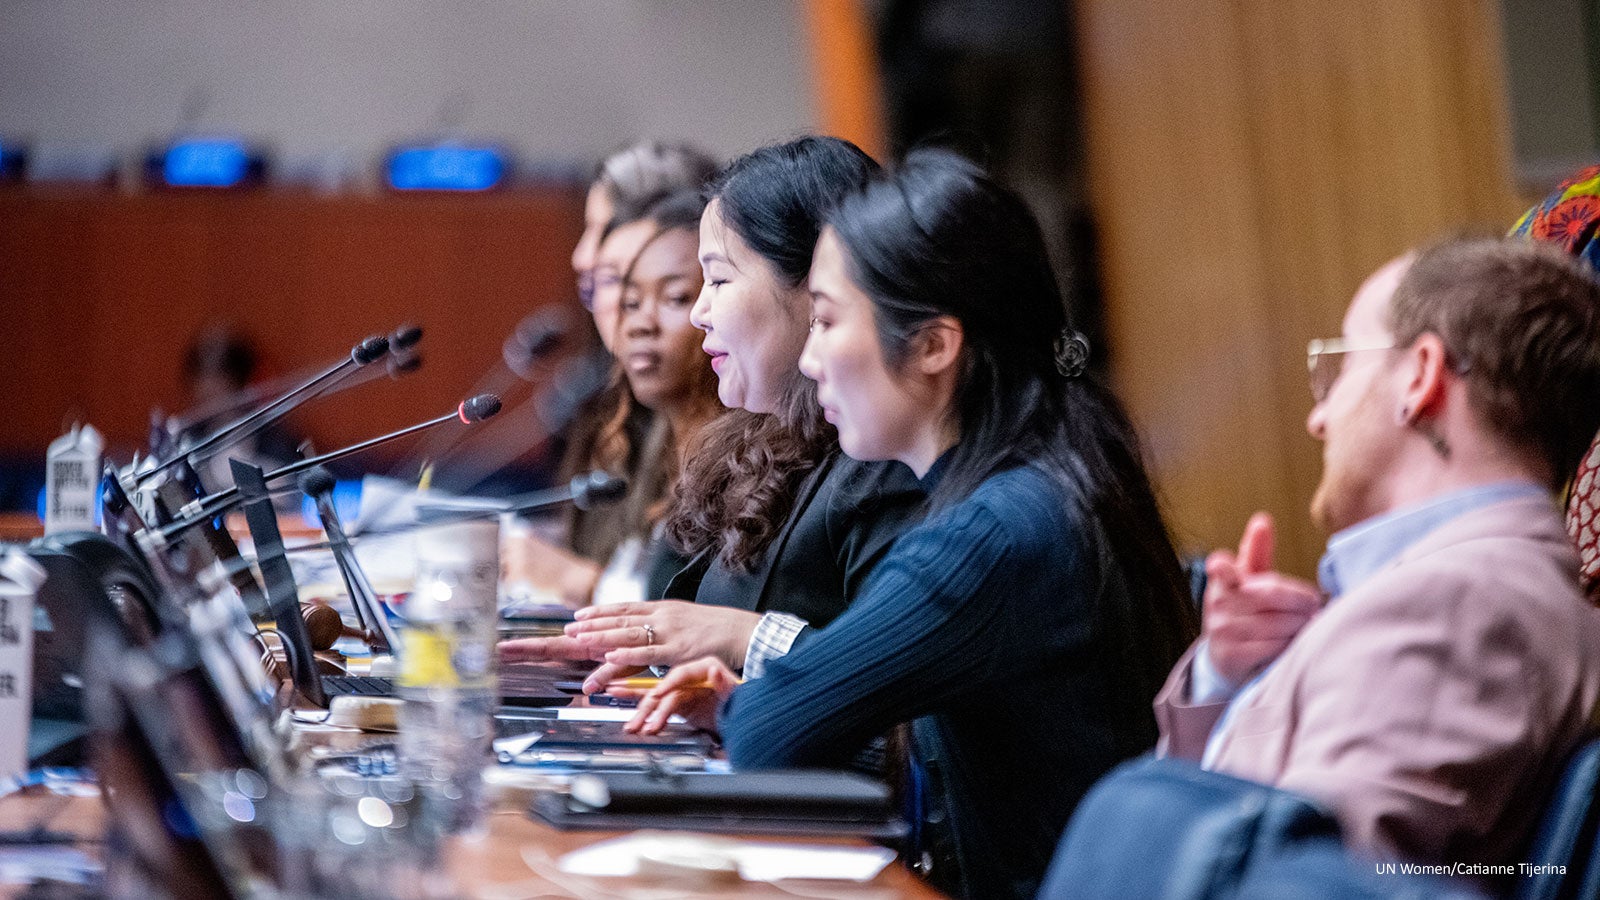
top-left (226, 459), bottom-right (580, 708)
top-left (318, 659), bottom-right (589, 707)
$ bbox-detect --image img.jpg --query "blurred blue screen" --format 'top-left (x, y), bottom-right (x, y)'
top-left (387, 146), bottom-right (504, 191)
top-left (163, 139), bottom-right (250, 187)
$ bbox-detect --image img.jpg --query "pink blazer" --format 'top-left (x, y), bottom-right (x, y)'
top-left (1155, 496), bottom-right (1600, 865)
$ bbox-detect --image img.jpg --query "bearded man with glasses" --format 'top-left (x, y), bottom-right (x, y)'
top-left (1153, 237), bottom-right (1600, 878)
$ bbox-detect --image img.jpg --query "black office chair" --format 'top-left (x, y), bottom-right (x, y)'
top-left (1516, 736), bottom-right (1600, 900)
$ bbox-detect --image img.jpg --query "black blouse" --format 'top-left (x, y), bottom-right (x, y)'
top-left (664, 451), bottom-right (925, 630)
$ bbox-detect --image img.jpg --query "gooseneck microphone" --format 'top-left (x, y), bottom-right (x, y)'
top-left (148, 393), bottom-right (502, 542)
top-left (388, 312), bottom-right (567, 485)
top-left (347, 323), bottom-right (423, 386)
top-left (282, 471), bottom-right (629, 555)
top-left (386, 323), bottom-right (424, 378)
top-left (299, 465), bottom-right (396, 653)
top-left (502, 311), bottom-right (568, 380)
top-left (404, 469), bottom-right (627, 523)
top-left (137, 334), bottom-right (392, 484)
top-left (384, 470), bottom-right (626, 530)
top-left (390, 323), bottom-right (423, 354)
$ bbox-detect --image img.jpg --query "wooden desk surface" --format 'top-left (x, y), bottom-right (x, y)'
top-left (0, 769), bottom-right (943, 898)
top-left (291, 705), bottom-right (940, 896)
top-left (456, 807), bottom-right (939, 898)
top-left (0, 512), bottom-right (43, 543)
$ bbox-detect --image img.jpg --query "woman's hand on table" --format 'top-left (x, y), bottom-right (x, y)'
top-left (624, 657), bottom-right (742, 735)
top-left (582, 662), bottom-right (648, 696)
top-left (497, 634), bottom-right (605, 663)
top-left (562, 600), bottom-right (762, 673)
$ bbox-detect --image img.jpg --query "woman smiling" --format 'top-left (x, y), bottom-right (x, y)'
top-left (510, 137), bottom-right (926, 690)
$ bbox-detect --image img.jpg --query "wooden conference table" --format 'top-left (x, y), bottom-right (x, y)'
top-left (0, 515), bottom-right (942, 896)
top-left (0, 711), bottom-right (945, 899)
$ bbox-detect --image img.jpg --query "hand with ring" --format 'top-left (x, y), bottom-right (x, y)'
top-left (563, 600), bottom-right (762, 694)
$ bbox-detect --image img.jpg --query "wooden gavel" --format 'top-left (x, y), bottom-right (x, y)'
top-left (300, 600), bottom-right (379, 651)
top-left (256, 602), bottom-right (379, 682)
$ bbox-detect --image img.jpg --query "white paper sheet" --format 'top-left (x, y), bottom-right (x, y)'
top-left (555, 707), bottom-right (685, 724)
top-left (558, 833), bottom-right (897, 882)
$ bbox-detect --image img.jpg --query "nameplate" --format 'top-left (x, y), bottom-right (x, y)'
top-left (0, 551), bottom-right (41, 777)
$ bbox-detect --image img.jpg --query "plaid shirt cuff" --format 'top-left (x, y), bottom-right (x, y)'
top-left (743, 612), bottom-right (809, 679)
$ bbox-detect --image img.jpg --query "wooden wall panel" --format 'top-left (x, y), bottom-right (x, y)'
top-left (801, 0), bottom-right (888, 161)
top-left (1075, 0), bottom-right (1521, 576)
top-left (0, 186), bottom-right (584, 472)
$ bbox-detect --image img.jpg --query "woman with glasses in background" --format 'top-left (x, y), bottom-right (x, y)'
top-left (504, 137), bottom-right (926, 690)
top-left (507, 142), bottom-right (718, 606)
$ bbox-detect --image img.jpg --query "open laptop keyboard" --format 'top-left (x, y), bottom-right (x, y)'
top-left (322, 675), bottom-right (394, 696)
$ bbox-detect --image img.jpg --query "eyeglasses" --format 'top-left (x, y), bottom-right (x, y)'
top-left (1306, 336), bottom-right (1395, 402)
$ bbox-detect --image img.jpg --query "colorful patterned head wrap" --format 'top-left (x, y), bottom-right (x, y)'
top-left (1511, 163), bottom-right (1600, 598)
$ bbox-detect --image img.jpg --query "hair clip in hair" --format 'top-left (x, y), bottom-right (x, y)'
top-left (1054, 329), bottom-right (1090, 378)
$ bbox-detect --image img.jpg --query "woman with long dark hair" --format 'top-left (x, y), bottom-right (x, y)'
top-left (505, 137), bottom-right (925, 687)
top-left (507, 144), bottom-right (718, 606)
top-left (577, 189), bottom-right (722, 599)
top-left (628, 150), bottom-right (1200, 899)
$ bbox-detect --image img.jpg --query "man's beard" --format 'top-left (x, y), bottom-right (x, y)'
top-left (1309, 462), bottom-right (1372, 535)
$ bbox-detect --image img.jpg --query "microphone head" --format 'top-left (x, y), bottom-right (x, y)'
top-left (390, 323), bottom-right (423, 351)
top-left (458, 393), bottom-right (502, 423)
top-left (503, 311), bottom-right (568, 379)
top-left (351, 335), bottom-right (391, 366)
top-left (502, 334), bottom-right (539, 377)
top-left (572, 471), bottom-right (628, 510)
top-left (387, 351), bottom-right (422, 378)
top-left (517, 322), bottom-right (565, 359)
top-left (298, 464), bottom-right (338, 499)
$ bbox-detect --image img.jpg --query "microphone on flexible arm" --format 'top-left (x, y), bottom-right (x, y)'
top-left (412, 468), bottom-right (627, 524)
top-left (503, 312), bottom-right (567, 380)
top-left (445, 344), bottom-right (613, 494)
top-left (135, 334), bottom-right (393, 486)
top-left (277, 470), bottom-right (629, 555)
top-left (163, 324), bottom-right (422, 444)
top-left (141, 392), bottom-right (502, 547)
top-left (342, 323), bottom-right (425, 389)
top-left (386, 323), bottom-right (424, 377)
top-left (298, 464), bottom-right (397, 653)
top-left (387, 309), bottom-right (572, 486)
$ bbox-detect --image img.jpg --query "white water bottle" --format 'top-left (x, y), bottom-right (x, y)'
top-left (45, 424), bottom-right (103, 533)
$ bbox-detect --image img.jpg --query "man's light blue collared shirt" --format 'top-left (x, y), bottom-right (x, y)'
top-left (1315, 480), bottom-right (1548, 599)
top-left (1199, 480), bottom-right (1550, 769)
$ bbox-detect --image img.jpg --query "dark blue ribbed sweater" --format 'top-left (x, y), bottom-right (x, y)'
top-left (719, 462), bottom-right (1162, 900)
